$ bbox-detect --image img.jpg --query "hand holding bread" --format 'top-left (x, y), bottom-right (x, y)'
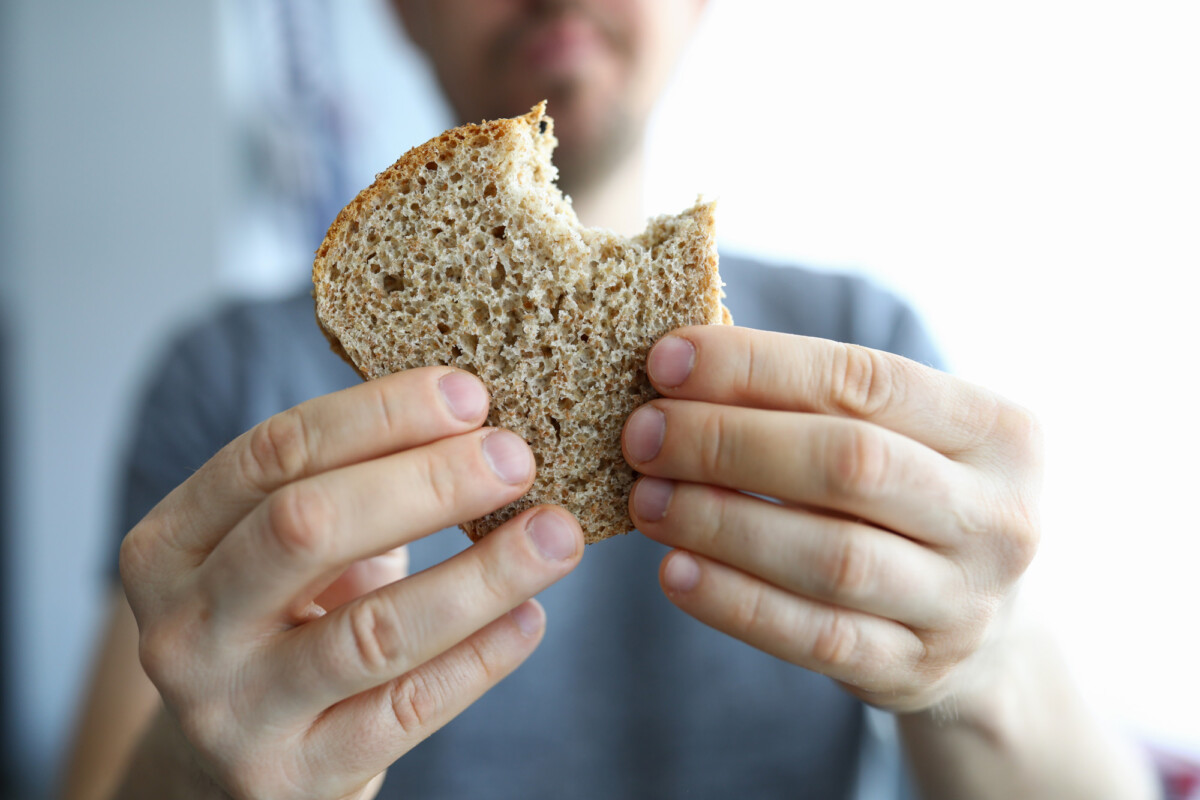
top-left (623, 325), bottom-right (1043, 714)
top-left (119, 367), bottom-right (583, 797)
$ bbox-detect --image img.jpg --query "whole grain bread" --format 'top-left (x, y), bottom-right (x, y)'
top-left (312, 103), bottom-right (728, 543)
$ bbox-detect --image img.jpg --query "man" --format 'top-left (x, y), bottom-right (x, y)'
top-left (64, 1), bottom-right (1160, 798)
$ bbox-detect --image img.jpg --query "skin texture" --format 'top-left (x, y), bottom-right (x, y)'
top-left (115, 368), bottom-right (583, 798)
top-left (623, 327), bottom-right (1042, 712)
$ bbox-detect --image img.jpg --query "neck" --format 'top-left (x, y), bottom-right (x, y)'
top-left (566, 143), bottom-right (645, 237)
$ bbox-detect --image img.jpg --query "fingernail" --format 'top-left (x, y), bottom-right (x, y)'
top-left (527, 512), bottom-right (577, 561)
top-left (648, 336), bottom-right (695, 388)
top-left (509, 600), bottom-right (543, 636)
top-left (625, 405), bottom-right (665, 464)
top-left (439, 372), bottom-right (487, 421)
top-left (633, 477), bottom-right (674, 522)
top-left (482, 431), bottom-right (533, 484)
top-left (663, 551), bottom-right (701, 593)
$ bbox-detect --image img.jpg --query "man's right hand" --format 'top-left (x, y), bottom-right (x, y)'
top-left (117, 367), bottom-right (583, 799)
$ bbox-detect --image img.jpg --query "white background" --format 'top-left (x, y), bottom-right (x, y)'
top-left (645, 0), bottom-right (1200, 754)
top-left (1, 0), bottom-right (1196, 794)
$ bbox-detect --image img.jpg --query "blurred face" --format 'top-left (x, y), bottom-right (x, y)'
top-left (393, 0), bottom-right (706, 193)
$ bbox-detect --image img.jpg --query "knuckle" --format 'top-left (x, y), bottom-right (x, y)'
top-left (817, 534), bottom-right (875, 603)
top-left (1000, 513), bottom-right (1041, 579)
top-left (738, 335), bottom-right (764, 395)
top-left (371, 381), bottom-right (404, 440)
top-left (242, 408), bottom-right (315, 491)
top-left (697, 408), bottom-right (735, 478)
top-left (117, 526), bottom-right (156, 588)
top-left (827, 424), bottom-right (891, 499)
top-left (387, 670), bottom-right (443, 737)
top-left (468, 549), bottom-right (514, 607)
top-left (694, 486), bottom-right (732, 548)
top-left (136, 620), bottom-right (180, 685)
top-left (730, 581), bottom-right (769, 636)
top-left (811, 610), bottom-right (860, 668)
top-left (264, 483), bottom-right (336, 564)
top-left (832, 344), bottom-right (896, 418)
top-left (347, 596), bottom-right (411, 676)
top-left (421, 448), bottom-right (462, 511)
top-left (995, 401), bottom-right (1044, 462)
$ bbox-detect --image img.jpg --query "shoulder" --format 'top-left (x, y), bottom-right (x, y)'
top-left (718, 252), bottom-right (944, 369)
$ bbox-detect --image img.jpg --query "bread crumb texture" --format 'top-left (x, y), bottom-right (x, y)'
top-left (313, 103), bottom-right (728, 543)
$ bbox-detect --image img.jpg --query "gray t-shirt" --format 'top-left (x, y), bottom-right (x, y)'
top-left (115, 254), bottom-right (942, 799)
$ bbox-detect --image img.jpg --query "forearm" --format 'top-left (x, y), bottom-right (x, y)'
top-left (59, 589), bottom-right (163, 800)
top-left (897, 615), bottom-right (1159, 800)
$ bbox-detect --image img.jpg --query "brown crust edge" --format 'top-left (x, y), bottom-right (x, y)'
top-left (311, 102), bottom-right (550, 378)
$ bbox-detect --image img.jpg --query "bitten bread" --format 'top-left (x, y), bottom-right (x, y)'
top-left (312, 103), bottom-right (728, 543)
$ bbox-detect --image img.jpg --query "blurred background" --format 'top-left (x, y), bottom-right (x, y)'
top-left (1, 0), bottom-right (1197, 796)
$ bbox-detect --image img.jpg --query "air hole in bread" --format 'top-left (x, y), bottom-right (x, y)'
top-left (491, 261), bottom-right (507, 289)
top-left (483, 182), bottom-right (498, 198)
top-left (549, 417), bottom-right (561, 442)
top-left (437, 322), bottom-right (450, 334)
top-left (472, 300), bottom-right (488, 324)
top-left (425, 161), bottom-right (437, 171)
top-left (491, 225), bottom-right (506, 240)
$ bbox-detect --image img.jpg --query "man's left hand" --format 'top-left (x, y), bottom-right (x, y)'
top-left (622, 326), bottom-right (1043, 713)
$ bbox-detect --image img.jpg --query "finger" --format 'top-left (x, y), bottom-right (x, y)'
top-left (658, 549), bottom-right (924, 696)
top-left (259, 506), bottom-right (581, 720)
top-left (131, 367), bottom-right (489, 572)
top-left (647, 326), bottom-right (1022, 458)
top-left (313, 547), bottom-right (410, 612)
top-left (200, 427), bottom-right (537, 624)
top-left (631, 478), bottom-right (959, 628)
top-left (292, 600), bottom-right (548, 797)
top-left (623, 399), bottom-right (975, 545)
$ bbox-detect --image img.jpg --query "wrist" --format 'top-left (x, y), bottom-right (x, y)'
top-left (112, 705), bottom-right (228, 800)
top-left (895, 601), bottom-right (1159, 800)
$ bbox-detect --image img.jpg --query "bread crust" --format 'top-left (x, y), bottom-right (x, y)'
top-left (313, 104), bottom-right (727, 543)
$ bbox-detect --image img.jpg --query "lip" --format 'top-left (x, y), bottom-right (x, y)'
top-left (516, 14), bottom-right (605, 72)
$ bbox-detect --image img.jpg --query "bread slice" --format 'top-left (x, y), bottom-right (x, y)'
top-left (312, 103), bottom-right (728, 543)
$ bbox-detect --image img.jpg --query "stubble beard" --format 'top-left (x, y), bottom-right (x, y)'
top-left (542, 81), bottom-right (641, 201)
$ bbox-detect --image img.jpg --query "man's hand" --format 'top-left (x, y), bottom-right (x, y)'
top-left (119, 367), bottom-right (583, 799)
top-left (622, 326), bottom-right (1041, 713)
